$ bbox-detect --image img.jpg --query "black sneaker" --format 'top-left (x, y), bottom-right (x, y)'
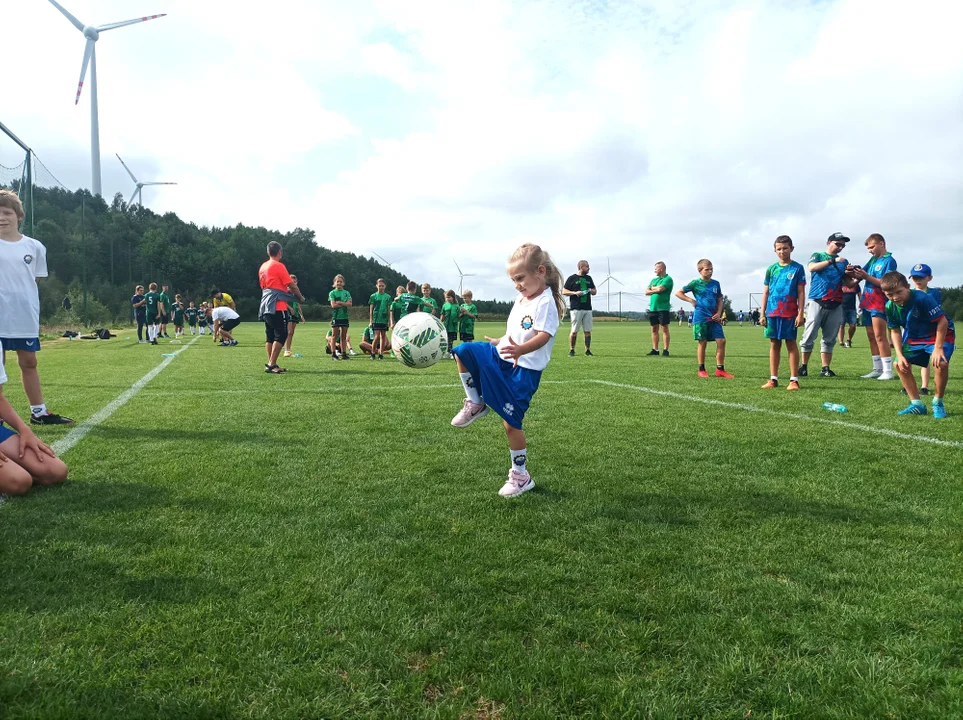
top-left (151, 339), bottom-right (158, 345)
top-left (921, 387), bottom-right (930, 395)
top-left (662, 350), bottom-right (670, 357)
top-left (585, 350), bottom-right (594, 356)
top-left (900, 388), bottom-right (908, 395)
top-left (568, 349), bottom-right (575, 357)
top-left (647, 349), bottom-right (660, 356)
top-left (378, 354), bottom-right (384, 360)
top-left (820, 368), bottom-right (837, 377)
top-left (798, 365), bottom-right (808, 377)
top-left (31, 412), bottom-right (75, 425)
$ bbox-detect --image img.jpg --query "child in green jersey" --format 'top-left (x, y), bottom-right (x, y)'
top-left (421, 283), bottom-right (438, 315)
top-left (284, 274), bottom-right (306, 358)
top-left (459, 290), bottom-right (478, 343)
top-left (441, 289), bottom-right (460, 359)
top-left (328, 274), bottom-right (352, 360)
top-left (368, 278), bottom-right (391, 360)
top-left (172, 294), bottom-right (185, 338)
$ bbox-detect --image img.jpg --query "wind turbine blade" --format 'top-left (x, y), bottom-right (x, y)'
top-left (75, 38), bottom-right (94, 104)
top-left (453, 260), bottom-right (464, 274)
top-left (127, 188), bottom-right (138, 206)
top-left (464, 273), bottom-right (476, 277)
top-left (97, 14), bottom-right (166, 32)
top-left (142, 182), bottom-right (177, 186)
top-left (115, 154), bottom-right (138, 183)
top-left (607, 257), bottom-right (612, 275)
top-left (612, 277), bottom-right (624, 286)
top-left (373, 252), bottom-right (391, 266)
top-left (47, 0), bottom-right (85, 32)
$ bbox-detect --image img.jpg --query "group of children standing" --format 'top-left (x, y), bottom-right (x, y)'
top-left (130, 283), bottom-right (218, 344)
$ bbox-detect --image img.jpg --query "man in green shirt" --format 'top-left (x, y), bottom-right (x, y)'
top-left (158, 284), bottom-right (172, 338)
top-left (645, 261), bottom-right (674, 356)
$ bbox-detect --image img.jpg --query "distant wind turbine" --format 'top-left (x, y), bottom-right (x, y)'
top-left (596, 257), bottom-right (623, 312)
top-left (116, 154), bottom-right (176, 208)
top-left (454, 260), bottom-right (475, 297)
top-left (47, 0), bottom-right (166, 197)
top-left (373, 252), bottom-right (395, 269)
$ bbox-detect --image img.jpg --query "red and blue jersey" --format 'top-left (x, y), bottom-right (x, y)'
top-left (764, 261), bottom-right (806, 318)
top-left (926, 287), bottom-right (942, 304)
top-left (860, 253), bottom-right (897, 313)
top-left (807, 252), bottom-right (849, 303)
top-left (886, 289), bottom-right (955, 351)
top-left (682, 278), bottom-right (722, 324)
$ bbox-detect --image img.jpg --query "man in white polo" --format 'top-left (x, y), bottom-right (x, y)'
top-left (563, 260), bottom-right (597, 357)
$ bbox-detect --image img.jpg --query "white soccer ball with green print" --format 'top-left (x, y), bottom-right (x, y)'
top-left (391, 312), bottom-right (448, 368)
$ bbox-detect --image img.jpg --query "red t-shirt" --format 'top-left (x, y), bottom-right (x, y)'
top-left (258, 259), bottom-right (293, 311)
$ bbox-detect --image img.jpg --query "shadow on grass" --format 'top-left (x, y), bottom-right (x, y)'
top-left (83, 426), bottom-right (302, 448)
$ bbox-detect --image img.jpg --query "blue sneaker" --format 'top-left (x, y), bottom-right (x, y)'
top-left (933, 402), bottom-right (947, 419)
top-left (897, 403), bottom-right (927, 416)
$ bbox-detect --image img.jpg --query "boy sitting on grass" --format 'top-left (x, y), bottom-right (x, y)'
top-left (882, 271), bottom-right (955, 419)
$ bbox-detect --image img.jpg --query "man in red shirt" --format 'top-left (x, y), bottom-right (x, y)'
top-left (259, 241), bottom-right (304, 374)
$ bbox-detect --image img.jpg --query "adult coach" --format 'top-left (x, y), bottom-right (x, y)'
top-left (645, 261), bottom-right (673, 356)
top-left (799, 232), bottom-right (855, 378)
top-left (563, 260), bottom-right (597, 357)
top-left (0, 190), bottom-right (74, 425)
top-left (211, 288), bottom-right (236, 310)
top-left (258, 241), bottom-right (304, 374)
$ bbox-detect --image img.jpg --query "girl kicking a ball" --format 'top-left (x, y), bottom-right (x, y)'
top-left (449, 243), bottom-right (564, 497)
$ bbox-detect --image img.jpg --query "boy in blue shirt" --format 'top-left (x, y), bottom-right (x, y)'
top-left (905, 263), bottom-right (942, 397)
top-left (675, 259), bottom-right (734, 378)
top-left (882, 271), bottom-right (954, 418)
top-left (759, 236), bottom-right (806, 390)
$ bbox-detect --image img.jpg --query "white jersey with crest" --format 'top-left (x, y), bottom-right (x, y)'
top-left (497, 286), bottom-right (559, 371)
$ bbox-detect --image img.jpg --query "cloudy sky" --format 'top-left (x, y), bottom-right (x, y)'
top-left (3, 0), bottom-right (961, 309)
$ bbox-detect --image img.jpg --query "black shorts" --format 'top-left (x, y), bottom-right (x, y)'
top-left (372, 323), bottom-right (388, 332)
top-left (649, 310), bottom-right (672, 326)
top-left (460, 333), bottom-right (474, 342)
top-left (263, 311), bottom-right (289, 344)
top-left (221, 318), bottom-right (240, 332)
top-left (447, 332), bottom-right (457, 344)
top-left (159, 313), bottom-right (170, 324)
top-left (332, 319), bottom-right (350, 328)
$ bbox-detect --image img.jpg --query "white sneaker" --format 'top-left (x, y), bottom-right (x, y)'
top-left (348, 349), bottom-right (357, 356)
top-left (499, 469), bottom-right (535, 497)
top-left (877, 371), bottom-right (894, 380)
top-left (450, 398), bottom-right (489, 427)
top-left (861, 369), bottom-right (883, 379)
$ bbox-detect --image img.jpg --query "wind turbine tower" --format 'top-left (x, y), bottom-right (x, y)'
top-left (454, 260), bottom-right (475, 297)
top-left (47, 0), bottom-right (166, 197)
top-left (597, 257), bottom-right (623, 312)
top-left (116, 154), bottom-right (176, 208)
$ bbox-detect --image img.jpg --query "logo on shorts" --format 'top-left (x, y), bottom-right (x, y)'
top-left (26, 340), bottom-right (35, 346)
top-left (520, 314), bottom-right (534, 330)
top-left (23, 254), bottom-right (33, 265)
top-left (503, 402), bottom-right (515, 416)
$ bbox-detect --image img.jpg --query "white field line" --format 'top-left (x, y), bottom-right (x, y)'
top-left (49, 336), bottom-right (200, 457)
top-left (590, 379), bottom-right (963, 449)
top-left (142, 379), bottom-right (581, 395)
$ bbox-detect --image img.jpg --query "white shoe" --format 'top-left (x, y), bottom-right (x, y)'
top-left (861, 369), bottom-right (883, 379)
top-left (450, 399), bottom-right (489, 427)
top-left (877, 371), bottom-right (894, 380)
top-left (348, 349), bottom-right (357, 356)
top-left (499, 469), bottom-right (535, 497)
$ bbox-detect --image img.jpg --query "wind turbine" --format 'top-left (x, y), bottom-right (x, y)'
top-left (596, 257), bottom-right (623, 312)
top-left (116, 154), bottom-right (176, 209)
top-left (372, 252), bottom-right (395, 268)
top-left (454, 260), bottom-right (475, 297)
top-left (47, 0), bottom-right (166, 197)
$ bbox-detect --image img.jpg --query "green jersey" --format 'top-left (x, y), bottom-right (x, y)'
top-left (441, 302), bottom-right (460, 332)
top-left (145, 291), bottom-right (160, 318)
top-left (369, 292), bottom-right (391, 325)
top-left (459, 303), bottom-right (478, 335)
top-left (289, 298), bottom-right (302, 322)
top-left (363, 325), bottom-right (374, 343)
top-left (399, 292), bottom-right (424, 317)
top-left (421, 297), bottom-right (438, 315)
top-left (648, 275), bottom-right (674, 312)
top-left (390, 298), bottom-right (404, 323)
top-left (158, 291), bottom-right (171, 314)
top-left (172, 302), bottom-right (185, 324)
top-left (185, 307), bottom-right (198, 325)
top-left (329, 289), bottom-right (351, 322)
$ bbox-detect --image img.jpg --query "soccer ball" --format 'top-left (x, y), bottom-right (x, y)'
top-left (391, 313), bottom-right (448, 368)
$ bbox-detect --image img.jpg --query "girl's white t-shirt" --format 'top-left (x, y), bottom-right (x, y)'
top-left (0, 235), bottom-right (48, 338)
top-left (497, 286), bottom-right (560, 371)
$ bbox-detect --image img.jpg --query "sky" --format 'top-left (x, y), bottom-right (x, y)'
top-left (2, 0), bottom-right (961, 310)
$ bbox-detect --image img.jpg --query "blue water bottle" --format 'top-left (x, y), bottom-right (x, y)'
top-left (822, 402), bottom-right (848, 413)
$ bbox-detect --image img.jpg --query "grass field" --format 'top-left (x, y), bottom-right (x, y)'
top-left (1, 322), bottom-right (960, 718)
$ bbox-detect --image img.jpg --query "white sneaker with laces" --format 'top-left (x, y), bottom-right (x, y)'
top-left (450, 398), bottom-right (489, 427)
top-left (861, 369), bottom-right (883, 379)
top-left (349, 349), bottom-right (357, 356)
top-left (877, 371), bottom-right (894, 380)
top-left (499, 469), bottom-right (535, 497)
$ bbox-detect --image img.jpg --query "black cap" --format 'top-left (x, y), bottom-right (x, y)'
top-left (827, 232), bottom-right (850, 244)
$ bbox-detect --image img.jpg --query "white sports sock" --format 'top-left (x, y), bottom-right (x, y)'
top-left (872, 355), bottom-right (882, 370)
top-left (459, 372), bottom-right (482, 403)
top-left (882, 356), bottom-right (893, 373)
top-left (511, 448), bottom-right (528, 475)
top-left (30, 404), bottom-right (48, 416)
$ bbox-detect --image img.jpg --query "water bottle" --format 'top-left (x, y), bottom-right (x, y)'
top-left (293, 353), bottom-right (303, 358)
top-left (822, 402), bottom-right (848, 413)
top-left (161, 353), bottom-right (177, 358)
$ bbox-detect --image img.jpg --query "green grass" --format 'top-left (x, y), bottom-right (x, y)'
top-left (1, 322), bottom-right (960, 718)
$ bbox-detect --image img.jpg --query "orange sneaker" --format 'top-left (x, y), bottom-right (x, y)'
top-left (698, 369), bottom-right (710, 378)
top-left (715, 369), bottom-right (736, 379)
top-left (786, 380), bottom-right (800, 391)
top-left (760, 379), bottom-right (778, 389)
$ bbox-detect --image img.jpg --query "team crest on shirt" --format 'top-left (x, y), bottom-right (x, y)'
top-left (23, 254), bottom-right (33, 265)
top-left (520, 315), bottom-right (534, 330)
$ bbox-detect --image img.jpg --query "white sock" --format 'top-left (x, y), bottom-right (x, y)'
top-left (882, 356), bottom-right (893, 373)
top-left (30, 403), bottom-right (48, 416)
top-left (790, 376), bottom-right (798, 381)
top-left (872, 355), bottom-right (882, 370)
top-left (771, 375), bottom-right (778, 381)
top-left (459, 372), bottom-right (482, 403)
top-left (511, 448), bottom-right (528, 475)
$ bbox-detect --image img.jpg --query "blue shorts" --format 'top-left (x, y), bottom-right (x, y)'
top-left (452, 341), bottom-right (542, 429)
top-left (0, 424), bottom-right (16, 443)
top-left (764, 317), bottom-right (798, 341)
top-left (842, 308), bottom-right (857, 326)
top-left (0, 337), bottom-right (41, 353)
top-left (693, 322), bottom-right (725, 342)
top-left (905, 344), bottom-right (954, 367)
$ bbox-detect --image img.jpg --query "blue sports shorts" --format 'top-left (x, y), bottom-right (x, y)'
top-left (0, 337), bottom-right (41, 353)
top-left (905, 344), bottom-right (954, 367)
top-left (452, 341), bottom-right (542, 429)
top-left (693, 322), bottom-right (725, 342)
top-left (764, 317), bottom-right (798, 341)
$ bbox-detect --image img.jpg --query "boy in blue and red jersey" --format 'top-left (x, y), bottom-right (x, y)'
top-left (759, 236), bottom-right (806, 390)
top-left (882, 271), bottom-right (954, 418)
top-left (851, 233), bottom-right (897, 380)
top-left (675, 259), bottom-right (734, 379)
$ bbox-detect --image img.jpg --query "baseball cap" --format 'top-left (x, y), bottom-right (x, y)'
top-left (909, 263), bottom-right (932, 278)
top-left (827, 232), bottom-right (850, 244)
